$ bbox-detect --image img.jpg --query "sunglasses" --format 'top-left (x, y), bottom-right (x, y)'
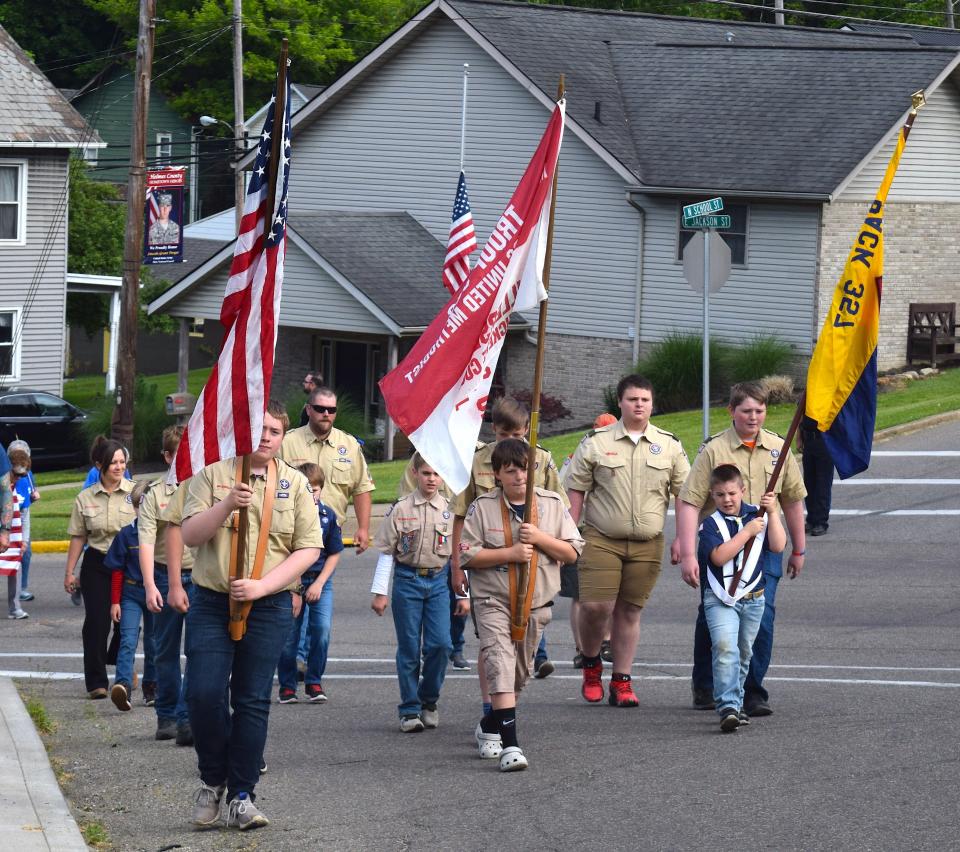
top-left (310, 404), bottom-right (337, 414)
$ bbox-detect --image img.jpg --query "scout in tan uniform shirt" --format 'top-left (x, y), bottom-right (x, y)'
top-left (371, 454), bottom-right (456, 732)
top-left (64, 439), bottom-right (137, 698)
top-left (675, 381), bottom-right (807, 717)
top-left (565, 374), bottom-right (690, 707)
top-left (179, 402), bottom-right (323, 831)
top-left (280, 386), bottom-right (375, 551)
top-left (459, 439), bottom-right (583, 772)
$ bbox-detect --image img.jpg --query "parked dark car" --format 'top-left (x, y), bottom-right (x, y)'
top-left (0, 387), bottom-right (88, 469)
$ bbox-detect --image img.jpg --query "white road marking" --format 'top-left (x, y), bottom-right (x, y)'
top-left (3, 670), bottom-right (958, 688)
top-left (871, 451), bottom-right (960, 457)
top-left (829, 509), bottom-right (960, 516)
top-left (833, 478), bottom-right (960, 485)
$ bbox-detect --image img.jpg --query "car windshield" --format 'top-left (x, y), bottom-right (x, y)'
top-left (32, 393), bottom-right (74, 417)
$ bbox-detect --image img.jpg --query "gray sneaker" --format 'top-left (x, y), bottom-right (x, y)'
top-left (399, 714), bottom-right (424, 733)
top-left (227, 794), bottom-right (269, 830)
top-left (155, 718), bottom-right (177, 741)
top-left (192, 782), bottom-right (225, 827)
top-left (420, 704), bottom-right (439, 728)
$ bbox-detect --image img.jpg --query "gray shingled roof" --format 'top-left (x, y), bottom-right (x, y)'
top-left (0, 25), bottom-right (101, 147)
top-left (844, 22), bottom-right (960, 47)
top-left (290, 211), bottom-right (456, 328)
top-left (146, 237), bottom-right (230, 284)
top-left (443, 0), bottom-right (959, 194)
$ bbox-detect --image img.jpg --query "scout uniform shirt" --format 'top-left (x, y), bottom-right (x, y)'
top-left (68, 477), bottom-right (137, 553)
top-left (565, 419), bottom-right (690, 541)
top-left (182, 458), bottom-right (323, 593)
top-left (459, 487), bottom-right (584, 609)
top-left (159, 478), bottom-right (196, 571)
top-left (374, 490), bottom-right (454, 570)
top-left (137, 478), bottom-right (178, 566)
top-left (452, 442), bottom-right (568, 517)
top-left (280, 425), bottom-right (375, 524)
top-left (678, 425), bottom-right (807, 520)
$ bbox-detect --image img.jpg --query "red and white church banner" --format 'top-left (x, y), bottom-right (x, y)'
top-left (379, 101), bottom-right (565, 494)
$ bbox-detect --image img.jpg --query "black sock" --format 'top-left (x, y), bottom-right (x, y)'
top-left (480, 712), bottom-right (498, 735)
top-left (612, 672), bottom-right (631, 682)
top-left (493, 707), bottom-right (519, 749)
top-left (582, 654), bottom-right (602, 668)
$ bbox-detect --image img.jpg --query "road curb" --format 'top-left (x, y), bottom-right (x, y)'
top-left (0, 678), bottom-right (88, 851)
top-left (873, 409), bottom-right (960, 442)
top-left (33, 541), bottom-right (70, 554)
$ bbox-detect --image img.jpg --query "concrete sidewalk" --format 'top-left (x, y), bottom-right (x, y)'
top-left (0, 678), bottom-right (87, 851)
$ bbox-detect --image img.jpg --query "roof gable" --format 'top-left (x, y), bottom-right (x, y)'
top-left (0, 25), bottom-right (103, 148)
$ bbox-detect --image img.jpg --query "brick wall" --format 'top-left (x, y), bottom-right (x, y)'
top-left (272, 327), bottom-right (316, 400)
top-left (503, 332), bottom-right (634, 433)
top-left (816, 202), bottom-right (960, 370)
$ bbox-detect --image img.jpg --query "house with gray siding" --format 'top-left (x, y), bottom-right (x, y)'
top-left (148, 0), bottom-right (960, 433)
top-left (0, 25), bottom-right (104, 395)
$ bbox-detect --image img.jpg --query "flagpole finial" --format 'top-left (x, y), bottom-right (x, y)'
top-left (911, 90), bottom-right (926, 113)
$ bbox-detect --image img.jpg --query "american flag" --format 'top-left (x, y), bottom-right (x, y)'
top-left (442, 171), bottom-right (477, 296)
top-left (175, 74), bottom-right (292, 481)
top-left (146, 190), bottom-right (160, 230)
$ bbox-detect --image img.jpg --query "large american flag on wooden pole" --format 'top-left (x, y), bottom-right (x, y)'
top-left (175, 71), bottom-right (292, 482)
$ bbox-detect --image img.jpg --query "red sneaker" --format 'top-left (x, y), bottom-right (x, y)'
top-left (608, 675), bottom-right (639, 707)
top-left (581, 659), bottom-right (604, 703)
top-left (306, 684), bottom-right (327, 703)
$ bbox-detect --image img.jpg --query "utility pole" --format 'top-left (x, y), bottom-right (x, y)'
top-left (774, 0), bottom-right (784, 25)
top-left (947, 0), bottom-right (955, 30)
top-left (112, 0), bottom-right (156, 447)
top-left (233, 0), bottom-right (245, 231)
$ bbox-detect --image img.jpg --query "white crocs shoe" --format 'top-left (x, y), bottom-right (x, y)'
top-left (498, 746), bottom-right (528, 772)
top-left (475, 722), bottom-right (502, 759)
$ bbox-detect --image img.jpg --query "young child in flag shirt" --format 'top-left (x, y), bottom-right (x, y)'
top-left (697, 464), bottom-right (785, 733)
top-left (371, 453), bottom-right (454, 733)
top-left (1, 485), bottom-right (25, 619)
top-left (459, 439), bottom-right (583, 771)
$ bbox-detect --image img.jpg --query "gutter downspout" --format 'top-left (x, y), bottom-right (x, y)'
top-left (626, 193), bottom-right (645, 364)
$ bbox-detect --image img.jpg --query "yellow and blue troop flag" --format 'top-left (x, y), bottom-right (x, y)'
top-left (805, 111), bottom-right (915, 479)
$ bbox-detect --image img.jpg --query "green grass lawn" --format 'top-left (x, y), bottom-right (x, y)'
top-left (63, 368), bottom-right (212, 412)
top-left (29, 367), bottom-right (960, 539)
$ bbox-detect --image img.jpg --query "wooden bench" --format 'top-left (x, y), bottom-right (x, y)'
top-left (907, 302), bottom-right (960, 367)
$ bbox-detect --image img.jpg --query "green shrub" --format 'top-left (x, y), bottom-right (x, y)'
top-left (634, 332), bottom-right (730, 413)
top-left (726, 334), bottom-right (794, 384)
top-left (81, 376), bottom-right (169, 466)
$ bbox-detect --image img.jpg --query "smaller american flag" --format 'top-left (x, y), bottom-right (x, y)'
top-left (442, 171), bottom-right (477, 296)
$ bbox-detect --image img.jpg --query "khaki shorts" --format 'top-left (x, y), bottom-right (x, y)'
top-left (474, 595), bottom-right (552, 695)
top-left (577, 527), bottom-right (664, 607)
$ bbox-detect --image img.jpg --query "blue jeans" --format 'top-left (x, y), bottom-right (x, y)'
top-left (115, 583), bottom-right (157, 688)
top-left (535, 630), bottom-right (548, 664)
top-left (703, 588), bottom-right (765, 713)
top-left (448, 568), bottom-right (467, 656)
top-left (186, 586), bottom-right (293, 801)
top-left (391, 565), bottom-right (452, 717)
top-left (20, 542), bottom-right (31, 590)
top-left (278, 576), bottom-right (333, 690)
top-left (153, 569), bottom-right (193, 724)
top-left (693, 552), bottom-right (781, 704)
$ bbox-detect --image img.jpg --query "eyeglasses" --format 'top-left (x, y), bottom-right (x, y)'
top-left (310, 404), bottom-right (337, 414)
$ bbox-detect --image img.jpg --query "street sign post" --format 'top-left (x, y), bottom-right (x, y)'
top-left (683, 214), bottom-right (731, 229)
top-left (682, 231), bottom-right (732, 440)
top-left (682, 197), bottom-right (723, 220)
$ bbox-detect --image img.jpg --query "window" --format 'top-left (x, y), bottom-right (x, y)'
top-left (188, 318), bottom-right (205, 338)
top-left (677, 201), bottom-right (749, 266)
top-left (0, 309), bottom-right (20, 379)
top-left (80, 145), bottom-right (99, 166)
top-left (0, 394), bottom-right (37, 418)
top-left (0, 162), bottom-right (25, 243)
top-left (32, 393), bottom-right (75, 418)
top-left (156, 132), bottom-right (173, 164)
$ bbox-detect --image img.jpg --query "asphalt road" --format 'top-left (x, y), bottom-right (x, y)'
top-left (4, 420), bottom-right (959, 851)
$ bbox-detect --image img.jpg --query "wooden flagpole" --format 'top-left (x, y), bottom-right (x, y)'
top-left (230, 38), bottom-right (289, 640)
top-left (512, 75), bottom-right (564, 642)
top-left (727, 90), bottom-right (926, 597)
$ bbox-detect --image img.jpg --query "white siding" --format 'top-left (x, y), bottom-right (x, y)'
top-left (638, 198), bottom-right (820, 355)
top-left (288, 20), bottom-right (639, 340)
top-left (170, 241), bottom-right (390, 335)
top-left (0, 151), bottom-right (68, 393)
top-left (839, 77), bottom-right (960, 202)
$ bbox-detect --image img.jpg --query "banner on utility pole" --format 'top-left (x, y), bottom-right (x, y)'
top-left (143, 167), bottom-right (185, 265)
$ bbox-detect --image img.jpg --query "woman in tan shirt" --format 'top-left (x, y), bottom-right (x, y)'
top-left (64, 439), bottom-right (136, 698)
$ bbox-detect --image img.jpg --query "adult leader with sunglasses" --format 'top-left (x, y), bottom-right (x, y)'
top-left (280, 387), bottom-right (375, 552)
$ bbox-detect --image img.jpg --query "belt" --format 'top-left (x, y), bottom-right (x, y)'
top-left (493, 565), bottom-right (510, 574)
top-left (740, 589), bottom-right (764, 601)
top-left (415, 567), bottom-right (445, 577)
top-left (124, 578), bottom-right (144, 587)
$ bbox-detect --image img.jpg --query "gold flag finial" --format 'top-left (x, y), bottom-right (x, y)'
top-left (911, 90), bottom-right (926, 113)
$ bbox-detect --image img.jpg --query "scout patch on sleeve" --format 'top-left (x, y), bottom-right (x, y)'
top-left (398, 530), bottom-right (419, 556)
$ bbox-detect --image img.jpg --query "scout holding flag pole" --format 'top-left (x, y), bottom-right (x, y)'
top-left (725, 90), bottom-right (926, 596)
top-left (174, 42), bottom-right (325, 829)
